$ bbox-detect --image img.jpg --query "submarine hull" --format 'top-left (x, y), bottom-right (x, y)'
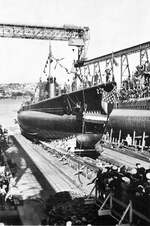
top-left (17, 110), bottom-right (82, 140)
top-left (17, 111), bottom-right (104, 144)
top-left (109, 109), bottom-right (150, 140)
top-left (17, 82), bottom-right (116, 140)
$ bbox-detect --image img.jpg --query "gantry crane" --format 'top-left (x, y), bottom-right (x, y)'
top-left (0, 23), bottom-right (89, 61)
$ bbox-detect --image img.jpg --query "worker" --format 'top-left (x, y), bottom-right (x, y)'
top-left (144, 173), bottom-right (150, 217)
top-left (106, 132), bottom-right (110, 142)
top-left (87, 168), bottom-right (104, 199)
top-left (125, 134), bottom-right (132, 146)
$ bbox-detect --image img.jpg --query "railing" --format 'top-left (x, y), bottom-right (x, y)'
top-left (86, 186), bottom-right (150, 226)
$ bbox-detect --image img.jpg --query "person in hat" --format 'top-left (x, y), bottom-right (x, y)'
top-left (134, 184), bottom-right (146, 214)
top-left (135, 184), bottom-right (145, 197)
top-left (121, 176), bottom-right (131, 203)
top-left (128, 168), bottom-right (140, 200)
top-left (144, 174), bottom-right (150, 217)
top-left (136, 165), bottom-right (146, 184)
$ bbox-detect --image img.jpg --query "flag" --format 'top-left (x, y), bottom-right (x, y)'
top-left (48, 41), bottom-right (53, 65)
top-left (102, 86), bottom-right (118, 104)
top-left (97, 87), bottom-right (103, 95)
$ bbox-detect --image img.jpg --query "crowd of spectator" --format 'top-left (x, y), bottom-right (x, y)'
top-left (0, 127), bottom-right (19, 211)
top-left (40, 150), bottom-right (150, 225)
top-left (0, 165), bottom-right (14, 210)
top-left (119, 85), bottom-right (150, 102)
top-left (47, 134), bottom-right (150, 219)
top-left (39, 133), bottom-right (150, 225)
top-left (119, 63), bottom-right (150, 102)
top-left (90, 161), bottom-right (150, 220)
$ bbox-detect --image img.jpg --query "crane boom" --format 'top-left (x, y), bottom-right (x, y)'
top-left (0, 23), bottom-right (89, 42)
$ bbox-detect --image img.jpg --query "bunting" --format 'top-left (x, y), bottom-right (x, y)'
top-left (97, 85), bottom-right (118, 104)
top-left (102, 86), bottom-right (118, 104)
top-left (43, 55), bottom-right (52, 76)
top-left (43, 42), bottom-right (53, 76)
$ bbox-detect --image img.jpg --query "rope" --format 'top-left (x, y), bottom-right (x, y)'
top-left (77, 86), bottom-right (86, 185)
top-left (66, 93), bottom-right (78, 106)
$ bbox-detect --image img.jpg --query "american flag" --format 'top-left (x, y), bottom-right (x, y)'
top-left (102, 86), bottom-right (118, 104)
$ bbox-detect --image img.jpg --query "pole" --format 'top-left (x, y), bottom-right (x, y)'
top-left (49, 41), bottom-right (52, 98)
top-left (132, 130), bottom-right (136, 146)
top-left (110, 128), bottom-right (113, 143)
top-left (110, 193), bottom-right (113, 209)
top-left (118, 130), bottom-right (121, 145)
top-left (141, 131), bottom-right (145, 152)
top-left (120, 56), bottom-right (123, 86)
top-left (129, 200), bottom-right (133, 224)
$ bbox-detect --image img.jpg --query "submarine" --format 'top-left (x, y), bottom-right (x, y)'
top-left (17, 80), bottom-right (116, 145)
top-left (109, 97), bottom-right (150, 145)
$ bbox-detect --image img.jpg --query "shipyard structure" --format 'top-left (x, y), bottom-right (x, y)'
top-left (0, 22), bottom-right (150, 225)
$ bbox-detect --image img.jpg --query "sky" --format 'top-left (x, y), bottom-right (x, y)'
top-left (0, 0), bottom-right (150, 84)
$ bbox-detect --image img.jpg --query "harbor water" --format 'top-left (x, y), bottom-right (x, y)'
top-left (0, 97), bottom-right (23, 133)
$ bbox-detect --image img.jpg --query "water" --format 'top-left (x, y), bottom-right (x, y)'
top-left (0, 97), bottom-right (23, 133)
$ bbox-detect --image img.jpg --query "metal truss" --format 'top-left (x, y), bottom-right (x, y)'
top-left (75, 41), bottom-right (150, 85)
top-left (105, 58), bottom-right (114, 82)
top-left (140, 48), bottom-right (149, 65)
top-left (0, 23), bottom-right (89, 60)
top-left (93, 62), bottom-right (102, 84)
top-left (82, 41), bottom-right (150, 66)
top-left (121, 54), bottom-right (130, 83)
top-left (0, 23), bottom-right (89, 42)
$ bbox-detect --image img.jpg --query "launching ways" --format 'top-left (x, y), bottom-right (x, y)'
top-left (11, 134), bottom-right (150, 226)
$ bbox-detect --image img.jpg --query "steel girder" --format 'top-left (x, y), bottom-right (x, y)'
top-left (0, 23), bottom-right (89, 41)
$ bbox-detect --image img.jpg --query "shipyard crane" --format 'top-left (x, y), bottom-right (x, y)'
top-left (0, 23), bottom-right (89, 61)
top-left (75, 41), bottom-right (150, 85)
